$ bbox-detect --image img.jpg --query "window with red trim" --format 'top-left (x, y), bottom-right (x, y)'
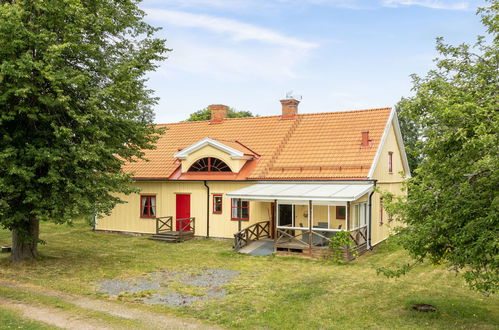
top-left (140, 195), bottom-right (156, 218)
top-left (336, 206), bottom-right (346, 219)
top-left (213, 194), bottom-right (223, 214)
top-left (231, 199), bottom-right (249, 220)
top-left (388, 152), bottom-right (393, 173)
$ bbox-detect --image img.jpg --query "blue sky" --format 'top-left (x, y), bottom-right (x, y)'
top-left (140, 0), bottom-right (487, 123)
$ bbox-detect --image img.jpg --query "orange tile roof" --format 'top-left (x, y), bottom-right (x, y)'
top-left (123, 108), bottom-right (392, 180)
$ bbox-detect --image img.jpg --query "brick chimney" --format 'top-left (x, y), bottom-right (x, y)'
top-left (361, 130), bottom-right (371, 147)
top-left (280, 98), bottom-right (300, 119)
top-left (209, 104), bottom-right (228, 123)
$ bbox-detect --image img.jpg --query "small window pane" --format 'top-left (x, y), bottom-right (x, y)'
top-left (337, 206), bottom-right (346, 219)
top-left (360, 203), bottom-right (366, 226)
top-left (241, 207), bottom-right (249, 219)
top-left (214, 195), bottom-right (222, 213)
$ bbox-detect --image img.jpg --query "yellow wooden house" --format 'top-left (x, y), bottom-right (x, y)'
top-left (96, 98), bottom-right (410, 257)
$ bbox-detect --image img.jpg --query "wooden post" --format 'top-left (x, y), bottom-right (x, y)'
top-left (346, 202), bottom-right (350, 231)
top-left (238, 198), bottom-right (242, 232)
top-left (327, 205), bottom-right (330, 229)
top-left (274, 200), bottom-right (278, 252)
top-left (308, 200), bottom-right (312, 254)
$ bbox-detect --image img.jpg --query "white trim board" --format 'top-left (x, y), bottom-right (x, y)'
top-left (367, 108), bottom-right (412, 179)
top-left (174, 137), bottom-right (250, 160)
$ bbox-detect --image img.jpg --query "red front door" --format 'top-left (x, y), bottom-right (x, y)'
top-left (176, 194), bottom-right (191, 232)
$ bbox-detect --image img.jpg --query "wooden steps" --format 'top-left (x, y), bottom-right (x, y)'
top-left (149, 231), bottom-right (194, 243)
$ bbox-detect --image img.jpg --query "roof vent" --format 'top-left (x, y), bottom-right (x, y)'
top-left (209, 104), bottom-right (229, 123)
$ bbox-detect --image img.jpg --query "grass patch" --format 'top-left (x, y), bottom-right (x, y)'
top-left (0, 307), bottom-right (53, 330)
top-left (0, 221), bottom-right (498, 329)
top-left (0, 286), bottom-right (142, 329)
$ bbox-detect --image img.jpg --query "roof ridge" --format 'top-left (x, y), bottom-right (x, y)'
top-left (154, 107), bottom-right (392, 126)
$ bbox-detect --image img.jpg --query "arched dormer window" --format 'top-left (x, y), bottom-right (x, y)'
top-left (188, 157), bottom-right (231, 172)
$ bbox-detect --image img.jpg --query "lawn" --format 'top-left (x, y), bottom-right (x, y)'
top-left (0, 220), bottom-right (497, 329)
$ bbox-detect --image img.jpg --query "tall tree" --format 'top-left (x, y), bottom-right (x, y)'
top-left (395, 99), bottom-right (422, 171)
top-left (381, 1), bottom-right (498, 293)
top-left (0, 0), bottom-right (169, 262)
top-left (186, 107), bottom-right (255, 121)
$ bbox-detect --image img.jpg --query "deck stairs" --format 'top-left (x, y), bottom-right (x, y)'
top-left (150, 216), bottom-right (195, 243)
top-left (149, 231), bottom-right (194, 243)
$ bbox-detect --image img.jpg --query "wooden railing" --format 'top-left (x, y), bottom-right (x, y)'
top-left (276, 227), bottom-right (309, 247)
top-left (234, 220), bottom-right (271, 251)
top-left (276, 226), bottom-right (366, 249)
top-left (156, 216), bottom-right (173, 234)
top-left (176, 217), bottom-right (195, 233)
top-left (155, 216), bottom-right (195, 234)
top-left (349, 226), bottom-right (368, 246)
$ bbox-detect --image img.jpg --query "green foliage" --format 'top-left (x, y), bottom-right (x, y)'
top-left (328, 230), bottom-right (355, 262)
top-left (395, 99), bottom-right (422, 171)
top-left (0, 1), bottom-right (169, 233)
top-left (384, 2), bottom-right (499, 293)
top-left (186, 107), bottom-right (255, 121)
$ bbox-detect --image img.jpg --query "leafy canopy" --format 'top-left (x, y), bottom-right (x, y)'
top-left (381, 1), bottom-right (498, 293)
top-left (186, 107), bottom-right (255, 121)
top-left (0, 0), bottom-right (169, 231)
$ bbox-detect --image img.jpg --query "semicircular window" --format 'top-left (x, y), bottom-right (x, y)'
top-left (188, 157), bottom-right (231, 172)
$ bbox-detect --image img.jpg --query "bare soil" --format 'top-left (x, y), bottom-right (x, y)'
top-left (0, 280), bottom-right (220, 329)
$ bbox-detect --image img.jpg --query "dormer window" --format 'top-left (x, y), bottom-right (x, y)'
top-left (188, 157), bottom-right (231, 172)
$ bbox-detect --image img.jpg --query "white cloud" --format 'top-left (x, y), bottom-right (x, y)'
top-left (144, 9), bottom-right (317, 49)
top-left (156, 36), bottom-right (312, 81)
top-left (381, 0), bottom-right (470, 10)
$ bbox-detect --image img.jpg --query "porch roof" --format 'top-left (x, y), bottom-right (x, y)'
top-left (226, 182), bottom-right (373, 202)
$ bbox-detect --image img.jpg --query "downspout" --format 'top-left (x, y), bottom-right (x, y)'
top-left (204, 180), bottom-right (210, 238)
top-left (368, 180), bottom-right (377, 250)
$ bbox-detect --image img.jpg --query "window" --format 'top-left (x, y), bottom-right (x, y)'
top-left (336, 206), bottom-right (346, 219)
top-left (231, 199), bottom-right (249, 220)
top-left (213, 194), bottom-right (223, 214)
top-left (380, 198), bottom-right (384, 225)
top-left (388, 152), bottom-right (393, 173)
top-left (141, 195), bottom-right (156, 218)
top-left (351, 202), bottom-right (368, 229)
top-left (188, 157), bottom-right (231, 172)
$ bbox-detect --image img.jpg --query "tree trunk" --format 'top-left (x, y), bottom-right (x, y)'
top-left (11, 216), bottom-right (39, 262)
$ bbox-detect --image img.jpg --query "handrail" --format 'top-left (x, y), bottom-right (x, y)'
top-left (234, 220), bottom-right (271, 251)
top-left (155, 216), bottom-right (196, 234)
top-left (276, 227), bottom-right (308, 247)
top-left (156, 216), bottom-right (173, 234)
top-left (349, 226), bottom-right (367, 246)
top-left (175, 217), bottom-right (195, 233)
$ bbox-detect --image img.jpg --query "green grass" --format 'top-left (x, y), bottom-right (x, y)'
top-left (0, 307), bottom-right (54, 330)
top-left (0, 221), bottom-right (497, 329)
top-left (0, 286), bottom-right (142, 329)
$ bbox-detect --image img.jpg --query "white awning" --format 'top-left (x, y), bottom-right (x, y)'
top-left (227, 183), bottom-right (373, 202)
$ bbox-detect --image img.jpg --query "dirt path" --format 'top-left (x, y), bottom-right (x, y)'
top-left (0, 280), bottom-right (220, 329)
top-left (0, 297), bottom-right (111, 330)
